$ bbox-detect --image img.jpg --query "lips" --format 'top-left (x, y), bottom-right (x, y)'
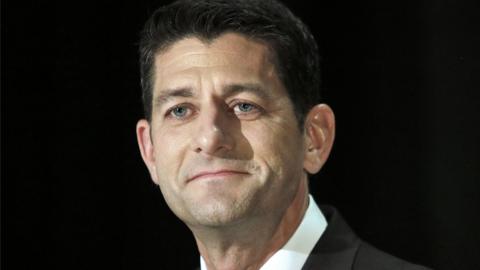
top-left (187, 170), bottom-right (249, 183)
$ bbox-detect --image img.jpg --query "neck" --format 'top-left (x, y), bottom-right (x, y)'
top-left (192, 177), bottom-right (309, 270)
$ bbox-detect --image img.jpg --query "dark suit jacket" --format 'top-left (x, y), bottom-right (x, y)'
top-left (195, 205), bottom-right (432, 270)
top-left (302, 205), bottom-right (432, 270)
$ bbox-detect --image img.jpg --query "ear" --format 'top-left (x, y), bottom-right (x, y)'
top-left (136, 119), bottom-right (159, 184)
top-left (303, 104), bottom-right (335, 174)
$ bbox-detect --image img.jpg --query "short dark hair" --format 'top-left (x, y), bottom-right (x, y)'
top-left (139, 0), bottom-right (321, 127)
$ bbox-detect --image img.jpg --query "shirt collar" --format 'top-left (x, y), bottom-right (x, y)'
top-left (200, 195), bottom-right (327, 270)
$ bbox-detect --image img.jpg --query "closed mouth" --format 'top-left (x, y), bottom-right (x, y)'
top-left (188, 170), bottom-right (249, 182)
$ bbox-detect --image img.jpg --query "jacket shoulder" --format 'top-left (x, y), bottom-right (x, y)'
top-left (353, 242), bottom-right (432, 270)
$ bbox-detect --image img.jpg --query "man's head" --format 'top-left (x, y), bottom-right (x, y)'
top-left (136, 0), bottom-right (334, 231)
top-left (139, 0), bottom-right (321, 128)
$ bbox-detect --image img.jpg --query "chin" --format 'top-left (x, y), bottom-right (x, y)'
top-left (186, 195), bottom-right (255, 227)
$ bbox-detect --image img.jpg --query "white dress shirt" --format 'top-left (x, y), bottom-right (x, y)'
top-left (200, 195), bottom-right (327, 270)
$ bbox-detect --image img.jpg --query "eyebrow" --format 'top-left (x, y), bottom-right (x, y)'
top-left (223, 83), bottom-right (271, 100)
top-left (153, 87), bottom-right (194, 108)
top-left (153, 83), bottom-right (271, 109)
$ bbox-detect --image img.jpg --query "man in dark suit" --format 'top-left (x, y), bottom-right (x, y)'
top-left (135, 0), bottom-right (431, 269)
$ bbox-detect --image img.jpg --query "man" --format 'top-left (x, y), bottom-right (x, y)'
top-left (135, 0), bottom-right (431, 269)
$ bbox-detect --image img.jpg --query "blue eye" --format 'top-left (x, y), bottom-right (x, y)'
top-left (170, 106), bottom-right (189, 118)
top-left (235, 103), bottom-right (254, 112)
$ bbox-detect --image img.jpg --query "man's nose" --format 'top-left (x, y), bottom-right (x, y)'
top-left (192, 105), bottom-right (234, 155)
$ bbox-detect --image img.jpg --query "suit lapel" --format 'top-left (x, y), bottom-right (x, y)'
top-left (301, 205), bottom-right (361, 270)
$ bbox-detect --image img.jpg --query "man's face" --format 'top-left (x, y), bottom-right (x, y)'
top-left (139, 33), bottom-right (310, 228)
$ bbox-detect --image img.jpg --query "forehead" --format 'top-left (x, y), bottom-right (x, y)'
top-left (152, 33), bottom-right (278, 93)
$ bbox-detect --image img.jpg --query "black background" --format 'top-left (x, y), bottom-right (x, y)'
top-left (3, 0), bottom-right (480, 269)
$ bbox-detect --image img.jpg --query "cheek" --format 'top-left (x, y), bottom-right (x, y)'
top-left (243, 119), bottom-right (305, 177)
top-left (152, 128), bottom-right (190, 184)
